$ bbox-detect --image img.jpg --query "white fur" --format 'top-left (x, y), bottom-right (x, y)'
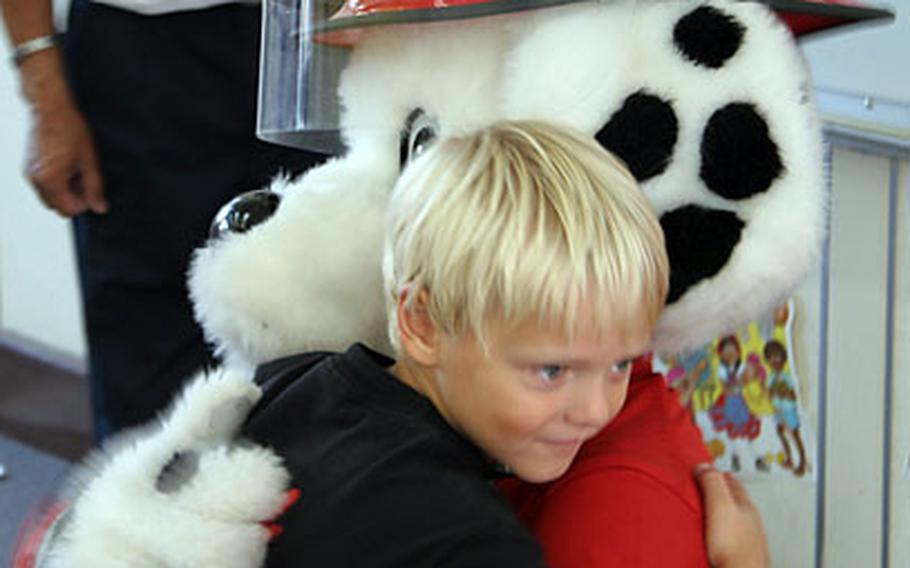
top-left (503, 1), bottom-right (824, 353)
top-left (45, 371), bottom-right (289, 567)
top-left (190, 158), bottom-right (396, 370)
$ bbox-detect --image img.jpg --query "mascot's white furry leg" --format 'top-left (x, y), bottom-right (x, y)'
top-left (37, 371), bottom-right (290, 568)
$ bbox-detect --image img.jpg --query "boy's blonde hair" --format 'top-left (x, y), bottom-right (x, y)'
top-left (383, 120), bottom-right (669, 350)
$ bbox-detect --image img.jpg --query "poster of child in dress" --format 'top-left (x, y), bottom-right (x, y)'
top-left (655, 300), bottom-right (813, 479)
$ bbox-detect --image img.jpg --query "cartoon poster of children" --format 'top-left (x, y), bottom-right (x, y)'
top-left (656, 300), bottom-right (813, 479)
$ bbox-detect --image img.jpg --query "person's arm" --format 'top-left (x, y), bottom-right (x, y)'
top-left (526, 464), bottom-right (768, 568)
top-left (0, 0), bottom-right (106, 216)
top-left (528, 468), bottom-right (711, 568)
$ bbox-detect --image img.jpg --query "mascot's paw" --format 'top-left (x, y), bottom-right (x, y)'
top-left (43, 371), bottom-right (292, 568)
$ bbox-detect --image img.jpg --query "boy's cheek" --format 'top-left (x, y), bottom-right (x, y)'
top-left (604, 384), bottom-right (630, 424)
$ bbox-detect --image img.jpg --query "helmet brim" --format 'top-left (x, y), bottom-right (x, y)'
top-left (767, 0), bottom-right (894, 37)
top-left (315, 0), bottom-right (585, 45)
top-left (316, 0), bottom-right (894, 45)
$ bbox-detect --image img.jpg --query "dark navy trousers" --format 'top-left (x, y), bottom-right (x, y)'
top-left (64, 0), bottom-right (325, 441)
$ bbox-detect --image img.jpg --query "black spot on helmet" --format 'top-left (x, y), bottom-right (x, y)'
top-left (673, 5), bottom-right (745, 69)
top-left (660, 205), bottom-right (745, 303)
top-left (596, 91), bottom-right (679, 182)
top-left (700, 102), bottom-right (784, 200)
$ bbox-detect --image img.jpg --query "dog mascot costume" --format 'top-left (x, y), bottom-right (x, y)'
top-left (17, 0), bottom-right (891, 566)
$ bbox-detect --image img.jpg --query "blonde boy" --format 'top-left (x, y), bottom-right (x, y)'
top-left (384, 120), bottom-right (669, 483)
top-left (243, 120), bottom-right (670, 565)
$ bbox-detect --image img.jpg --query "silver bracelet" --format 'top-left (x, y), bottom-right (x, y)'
top-left (12, 34), bottom-right (59, 67)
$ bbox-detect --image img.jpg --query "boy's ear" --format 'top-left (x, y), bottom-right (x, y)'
top-left (397, 287), bottom-right (440, 366)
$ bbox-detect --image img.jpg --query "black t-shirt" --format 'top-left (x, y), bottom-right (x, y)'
top-left (243, 343), bottom-right (546, 567)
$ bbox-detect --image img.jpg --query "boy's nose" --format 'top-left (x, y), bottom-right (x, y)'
top-left (566, 378), bottom-right (620, 429)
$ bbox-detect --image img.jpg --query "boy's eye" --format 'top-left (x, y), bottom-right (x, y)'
top-left (536, 364), bottom-right (568, 383)
top-left (611, 359), bottom-right (634, 374)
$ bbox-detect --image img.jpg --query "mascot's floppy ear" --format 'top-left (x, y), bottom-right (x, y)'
top-left (503, 0), bottom-right (825, 353)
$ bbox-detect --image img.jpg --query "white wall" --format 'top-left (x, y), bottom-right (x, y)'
top-left (0, 34), bottom-right (86, 361)
top-left (822, 147), bottom-right (893, 567)
top-left (798, 6), bottom-right (910, 565)
top-left (891, 161), bottom-right (909, 568)
top-left (741, 144), bottom-right (908, 568)
top-left (802, 0), bottom-right (910, 104)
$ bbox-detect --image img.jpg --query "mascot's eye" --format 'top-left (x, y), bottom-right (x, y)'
top-left (399, 109), bottom-right (439, 169)
top-left (411, 124), bottom-right (437, 159)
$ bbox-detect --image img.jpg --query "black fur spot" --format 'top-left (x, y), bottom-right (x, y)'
top-left (156, 451), bottom-right (200, 494)
top-left (596, 91), bottom-right (678, 182)
top-left (700, 103), bottom-right (783, 200)
top-left (660, 205), bottom-right (745, 303)
top-left (673, 6), bottom-right (745, 69)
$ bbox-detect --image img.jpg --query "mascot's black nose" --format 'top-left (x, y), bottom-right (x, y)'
top-left (209, 190), bottom-right (282, 239)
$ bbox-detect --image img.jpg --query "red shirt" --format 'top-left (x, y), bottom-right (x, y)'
top-left (500, 359), bottom-right (712, 567)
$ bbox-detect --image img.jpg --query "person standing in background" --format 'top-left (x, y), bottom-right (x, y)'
top-left (0, 0), bottom-right (325, 441)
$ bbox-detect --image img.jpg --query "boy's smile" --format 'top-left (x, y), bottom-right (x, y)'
top-left (395, 294), bottom-right (653, 484)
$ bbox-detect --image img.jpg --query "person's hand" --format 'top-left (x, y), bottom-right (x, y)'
top-left (695, 463), bottom-right (770, 568)
top-left (18, 50), bottom-right (106, 217)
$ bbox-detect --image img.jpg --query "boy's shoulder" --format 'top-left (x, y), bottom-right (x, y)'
top-left (245, 343), bottom-right (426, 432)
top-left (251, 349), bottom-right (337, 407)
top-left (244, 345), bottom-right (499, 491)
top-left (242, 347), bottom-right (544, 567)
top-left (269, 461), bottom-right (544, 566)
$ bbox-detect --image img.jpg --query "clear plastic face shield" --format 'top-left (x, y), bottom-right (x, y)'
top-left (258, 0), bottom-right (351, 154)
top-left (256, 0), bottom-right (893, 155)
top-left (257, 0), bottom-right (592, 154)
